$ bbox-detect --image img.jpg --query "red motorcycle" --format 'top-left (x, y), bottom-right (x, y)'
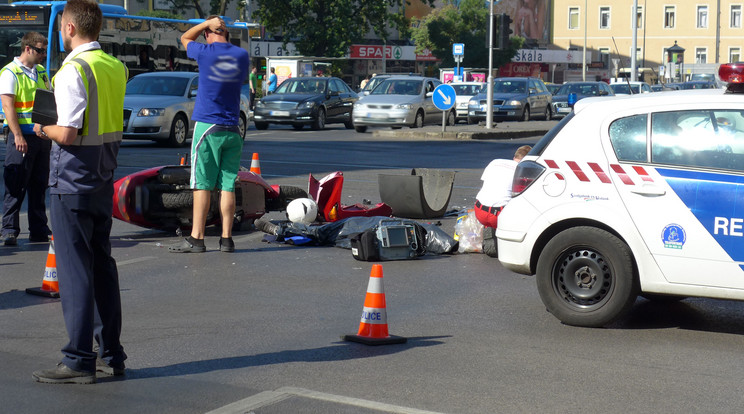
top-left (112, 165), bottom-right (307, 234)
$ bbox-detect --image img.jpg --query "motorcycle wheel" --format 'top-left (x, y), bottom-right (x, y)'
top-left (265, 185), bottom-right (308, 211)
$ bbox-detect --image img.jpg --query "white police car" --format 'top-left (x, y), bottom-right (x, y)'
top-left (497, 63), bottom-right (744, 327)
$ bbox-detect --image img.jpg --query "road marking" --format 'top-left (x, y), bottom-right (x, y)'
top-left (205, 387), bottom-right (448, 414)
top-left (117, 256), bottom-right (157, 266)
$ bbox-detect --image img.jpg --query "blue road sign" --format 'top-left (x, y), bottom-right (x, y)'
top-left (433, 84), bottom-right (457, 111)
top-left (453, 43), bottom-right (464, 56)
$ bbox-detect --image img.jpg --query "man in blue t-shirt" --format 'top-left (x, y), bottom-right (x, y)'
top-left (267, 67), bottom-right (277, 94)
top-left (170, 16), bottom-right (250, 254)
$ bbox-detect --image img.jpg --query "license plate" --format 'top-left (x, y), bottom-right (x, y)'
top-left (558, 107), bottom-right (571, 113)
top-left (270, 110), bottom-right (290, 116)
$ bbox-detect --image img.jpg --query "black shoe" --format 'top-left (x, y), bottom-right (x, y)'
top-left (255, 217), bottom-right (279, 235)
top-left (96, 358), bottom-right (125, 377)
top-left (168, 237), bottom-right (206, 253)
top-left (29, 234), bottom-right (50, 243)
top-left (219, 237), bottom-right (235, 252)
top-left (33, 363), bottom-right (96, 384)
top-left (3, 234), bottom-right (17, 246)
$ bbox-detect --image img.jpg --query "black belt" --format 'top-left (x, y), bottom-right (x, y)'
top-left (475, 200), bottom-right (502, 215)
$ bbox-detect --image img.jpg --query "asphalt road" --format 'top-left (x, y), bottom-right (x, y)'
top-left (3, 122), bottom-right (744, 413)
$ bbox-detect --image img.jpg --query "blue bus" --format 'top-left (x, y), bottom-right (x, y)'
top-left (0, 1), bottom-right (251, 77)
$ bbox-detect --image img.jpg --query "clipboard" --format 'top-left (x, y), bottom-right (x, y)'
top-left (32, 89), bottom-right (58, 126)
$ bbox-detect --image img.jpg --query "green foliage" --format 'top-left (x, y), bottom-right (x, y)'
top-left (253, 0), bottom-right (432, 57)
top-left (135, 9), bottom-right (183, 20)
top-left (411, 0), bottom-right (522, 69)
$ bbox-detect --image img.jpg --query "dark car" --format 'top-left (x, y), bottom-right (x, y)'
top-left (253, 77), bottom-right (357, 130)
top-left (467, 77), bottom-right (553, 123)
top-left (550, 81), bottom-right (614, 118)
top-left (681, 81), bottom-right (718, 90)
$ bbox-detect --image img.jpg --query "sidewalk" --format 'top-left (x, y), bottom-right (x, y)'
top-left (372, 120), bottom-right (558, 140)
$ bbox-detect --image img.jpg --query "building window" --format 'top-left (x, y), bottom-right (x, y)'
top-left (600, 7), bottom-right (610, 29)
top-left (732, 5), bottom-right (742, 28)
top-left (696, 48), bottom-right (707, 63)
top-left (730, 47), bottom-right (741, 63)
top-left (697, 5), bottom-right (708, 28)
top-left (636, 5), bottom-right (644, 29)
top-left (665, 6), bottom-right (676, 28)
top-left (569, 7), bottom-right (580, 29)
top-left (599, 47), bottom-right (610, 68)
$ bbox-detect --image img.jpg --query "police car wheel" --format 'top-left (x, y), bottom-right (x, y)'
top-left (536, 227), bottom-right (638, 328)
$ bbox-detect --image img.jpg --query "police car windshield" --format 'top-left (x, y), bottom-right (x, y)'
top-left (126, 76), bottom-right (189, 96)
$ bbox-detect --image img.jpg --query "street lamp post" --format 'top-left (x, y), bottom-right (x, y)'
top-left (486, 0), bottom-right (494, 129)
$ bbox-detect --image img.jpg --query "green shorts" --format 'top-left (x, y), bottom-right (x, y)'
top-left (190, 122), bottom-right (244, 191)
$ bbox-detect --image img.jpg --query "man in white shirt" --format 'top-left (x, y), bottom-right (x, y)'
top-left (0, 32), bottom-right (51, 246)
top-left (475, 145), bottom-right (531, 257)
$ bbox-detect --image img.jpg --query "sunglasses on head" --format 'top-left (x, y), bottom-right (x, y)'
top-left (29, 45), bottom-right (46, 54)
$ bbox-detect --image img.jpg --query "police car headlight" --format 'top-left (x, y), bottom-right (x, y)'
top-left (137, 108), bottom-right (165, 117)
top-left (302, 101), bottom-right (316, 108)
top-left (395, 103), bottom-right (413, 109)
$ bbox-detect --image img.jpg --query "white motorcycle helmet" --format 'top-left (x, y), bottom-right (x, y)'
top-left (286, 198), bottom-right (319, 225)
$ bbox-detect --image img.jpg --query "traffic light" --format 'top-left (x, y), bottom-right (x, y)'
top-left (499, 13), bottom-right (513, 50)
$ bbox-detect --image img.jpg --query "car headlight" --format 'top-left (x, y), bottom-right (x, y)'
top-left (395, 103), bottom-right (413, 110)
top-left (255, 101), bottom-right (265, 108)
top-left (302, 101), bottom-right (316, 108)
top-left (506, 100), bottom-right (522, 106)
top-left (468, 99), bottom-right (478, 106)
top-left (354, 103), bottom-right (366, 110)
top-left (137, 108), bottom-right (165, 117)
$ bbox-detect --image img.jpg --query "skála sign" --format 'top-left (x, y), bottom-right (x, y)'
top-left (512, 49), bottom-right (590, 64)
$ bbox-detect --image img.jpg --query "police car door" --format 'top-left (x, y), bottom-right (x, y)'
top-left (607, 108), bottom-right (744, 289)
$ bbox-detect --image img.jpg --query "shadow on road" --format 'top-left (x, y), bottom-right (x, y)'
top-left (125, 336), bottom-right (450, 380)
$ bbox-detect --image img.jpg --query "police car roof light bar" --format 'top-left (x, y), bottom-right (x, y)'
top-left (719, 63), bottom-right (744, 94)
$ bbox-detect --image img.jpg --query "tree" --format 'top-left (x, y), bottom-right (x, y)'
top-left (410, 0), bottom-right (522, 69)
top-left (252, 0), bottom-right (433, 58)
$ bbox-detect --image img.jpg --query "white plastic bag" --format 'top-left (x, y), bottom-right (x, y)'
top-left (454, 209), bottom-right (484, 253)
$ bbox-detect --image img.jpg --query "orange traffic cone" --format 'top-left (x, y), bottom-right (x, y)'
top-left (26, 235), bottom-right (60, 298)
top-left (250, 152), bottom-right (261, 175)
top-left (342, 264), bottom-right (406, 345)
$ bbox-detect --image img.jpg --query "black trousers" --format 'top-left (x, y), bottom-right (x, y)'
top-left (51, 185), bottom-right (126, 372)
top-left (2, 131), bottom-right (51, 238)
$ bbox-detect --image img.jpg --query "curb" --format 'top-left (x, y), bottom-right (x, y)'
top-left (372, 128), bottom-right (551, 140)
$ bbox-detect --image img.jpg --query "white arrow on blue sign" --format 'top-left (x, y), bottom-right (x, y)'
top-left (433, 84), bottom-right (457, 111)
top-left (453, 43), bottom-right (464, 56)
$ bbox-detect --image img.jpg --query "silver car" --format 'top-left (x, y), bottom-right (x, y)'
top-left (124, 72), bottom-right (249, 147)
top-left (352, 76), bottom-right (455, 132)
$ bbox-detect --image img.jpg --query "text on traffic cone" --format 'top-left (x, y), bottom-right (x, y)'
top-left (26, 235), bottom-right (60, 298)
top-left (342, 264), bottom-right (406, 345)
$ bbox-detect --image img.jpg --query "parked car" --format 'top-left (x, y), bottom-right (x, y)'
top-left (550, 81), bottom-right (614, 118)
top-left (352, 76), bottom-right (455, 132)
top-left (123, 72), bottom-right (248, 147)
top-left (609, 81), bottom-right (653, 95)
top-left (497, 63), bottom-right (744, 328)
top-left (450, 82), bottom-right (485, 123)
top-left (681, 80), bottom-right (718, 90)
top-left (253, 77), bottom-right (357, 130)
top-left (545, 83), bottom-right (562, 95)
top-left (467, 77), bottom-right (553, 123)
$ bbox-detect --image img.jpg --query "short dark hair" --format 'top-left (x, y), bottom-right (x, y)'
top-left (204, 15), bottom-right (229, 41)
top-left (21, 32), bottom-right (47, 50)
top-left (63, 0), bottom-right (102, 39)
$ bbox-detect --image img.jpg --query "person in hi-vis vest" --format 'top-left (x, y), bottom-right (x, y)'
top-left (32, 0), bottom-right (128, 385)
top-left (0, 31), bottom-right (51, 247)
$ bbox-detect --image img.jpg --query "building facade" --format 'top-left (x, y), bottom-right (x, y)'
top-left (552, 0), bottom-right (744, 82)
